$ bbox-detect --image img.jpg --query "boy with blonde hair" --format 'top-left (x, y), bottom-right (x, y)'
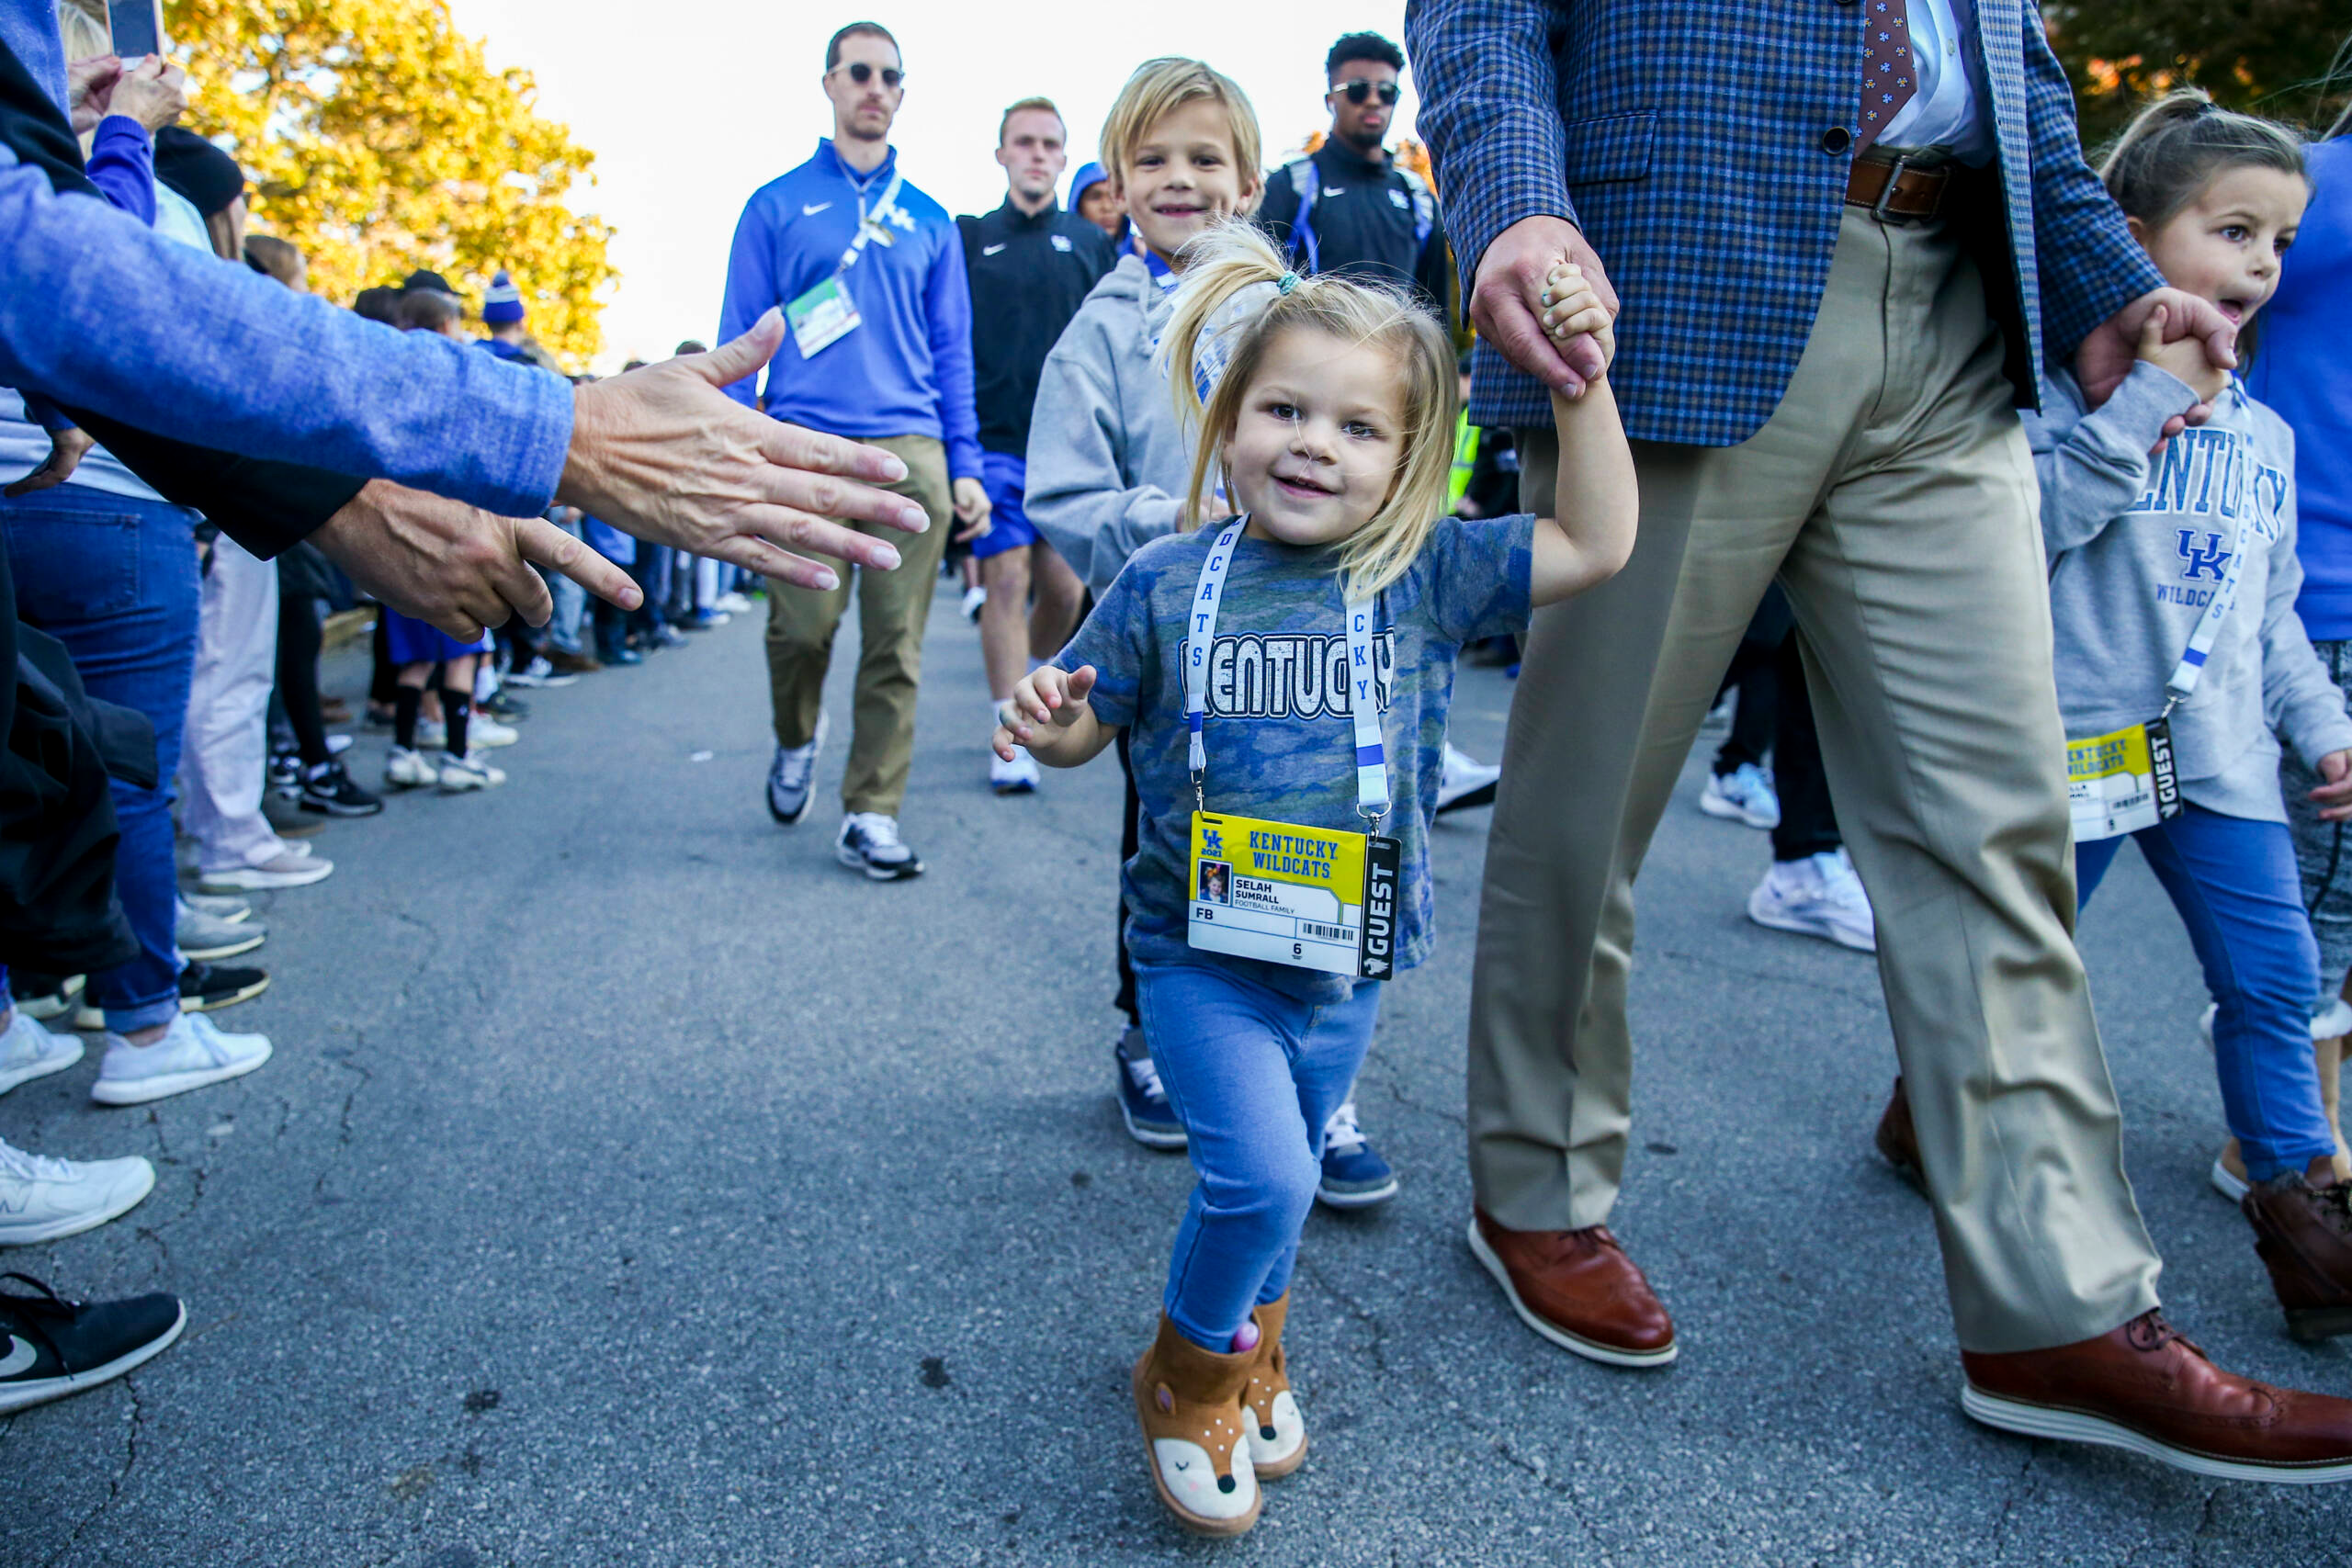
top-left (1026, 59), bottom-right (1397, 1206)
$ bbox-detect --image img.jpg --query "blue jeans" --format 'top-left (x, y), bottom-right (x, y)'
top-left (2078, 805), bottom-right (2337, 1182)
top-left (1135, 958), bottom-right (1382, 1349)
top-left (0, 485), bottom-right (200, 1032)
top-left (546, 513), bottom-right (587, 654)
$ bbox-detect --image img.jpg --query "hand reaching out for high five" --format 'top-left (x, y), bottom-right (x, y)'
top-left (992, 664), bottom-right (1113, 767)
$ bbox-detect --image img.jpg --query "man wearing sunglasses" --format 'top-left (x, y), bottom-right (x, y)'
top-left (1257, 31), bottom-right (1453, 316)
top-left (717, 19), bottom-right (989, 882)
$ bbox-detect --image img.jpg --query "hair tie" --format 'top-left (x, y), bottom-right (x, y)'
top-left (1276, 272), bottom-right (1300, 296)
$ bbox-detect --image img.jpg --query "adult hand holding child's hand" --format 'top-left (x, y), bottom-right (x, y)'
top-left (2135, 304), bottom-right (2228, 405)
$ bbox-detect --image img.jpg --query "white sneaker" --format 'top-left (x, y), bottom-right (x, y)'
top-left (1434, 741), bottom-right (1500, 816)
top-left (384, 744), bottom-right (438, 790)
top-left (0, 1010), bottom-right (82, 1095)
top-left (837, 812), bottom-right (923, 880)
top-left (89, 1013), bottom-right (272, 1106)
top-left (715, 592), bottom-right (752, 615)
top-left (767, 712), bottom-right (829, 826)
top-left (989, 744), bottom-right (1041, 795)
top-left (503, 656), bottom-right (578, 690)
top-left (438, 750), bottom-right (507, 792)
top-left (960, 583), bottom-right (988, 622)
top-left (12, 974), bottom-right (85, 1021)
top-left (466, 715), bottom-right (520, 750)
top-left (1747, 849), bottom-right (1876, 952)
top-left (0, 1138), bottom-right (155, 1245)
top-left (198, 850), bottom-right (333, 892)
top-left (415, 717), bottom-right (447, 750)
top-left (1701, 762), bottom-right (1781, 829)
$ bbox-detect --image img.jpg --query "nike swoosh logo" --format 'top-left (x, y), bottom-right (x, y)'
top-left (802, 202), bottom-right (831, 216)
top-left (1322, 187), bottom-right (1344, 197)
top-left (0, 1336), bottom-right (35, 1378)
top-left (982, 243), bottom-right (1007, 255)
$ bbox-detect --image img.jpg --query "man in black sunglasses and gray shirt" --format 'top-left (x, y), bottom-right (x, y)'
top-left (1257, 31), bottom-right (1453, 314)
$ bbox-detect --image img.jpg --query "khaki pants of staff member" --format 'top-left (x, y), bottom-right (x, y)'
top-left (765, 434), bottom-right (955, 818)
top-left (1473, 203), bottom-right (2164, 1355)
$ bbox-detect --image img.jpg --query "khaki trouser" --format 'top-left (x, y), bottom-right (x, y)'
top-left (764, 434), bottom-right (955, 818)
top-left (1471, 205), bottom-right (2164, 1353)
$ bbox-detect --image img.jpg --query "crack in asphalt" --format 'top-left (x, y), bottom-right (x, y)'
top-left (1985, 1441), bottom-right (2038, 1561)
top-left (40, 1373), bottom-right (143, 1568)
top-left (1294, 1253), bottom-right (1393, 1376)
top-left (1488, 1433), bottom-right (1612, 1563)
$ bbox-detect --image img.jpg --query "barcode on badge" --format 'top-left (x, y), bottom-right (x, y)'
top-left (1302, 921), bottom-right (1351, 942)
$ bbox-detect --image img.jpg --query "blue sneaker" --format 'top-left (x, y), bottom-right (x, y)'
top-left (1317, 1100), bottom-right (1398, 1208)
top-left (1700, 761), bottom-right (1780, 829)
top-left (1114, 1026), bottom-right (1187, 1149)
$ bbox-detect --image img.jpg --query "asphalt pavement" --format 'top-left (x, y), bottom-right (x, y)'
top-left (8, 592), bottom-right (2348, 1566)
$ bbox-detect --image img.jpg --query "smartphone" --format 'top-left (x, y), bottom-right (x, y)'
top-left (106, 0), bottom-right (165, 60)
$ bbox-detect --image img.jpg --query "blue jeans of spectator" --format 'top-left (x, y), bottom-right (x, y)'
top-left (2078, 804), bottom-right (2338, 1182)
top-left (0, 485), bottom-right (199, 1032)
top-left (547, 513), bottom-right (586, 654)
top-left (1134, 957), bottom-right (1381, 1349)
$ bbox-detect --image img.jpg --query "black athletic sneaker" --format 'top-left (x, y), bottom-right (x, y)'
top-left (299, 760), bottom-right (385, 818)
top-left (178, 961), bottom-right (270, 1013)
top-left (0, 1273), bottom-right (186, 1414)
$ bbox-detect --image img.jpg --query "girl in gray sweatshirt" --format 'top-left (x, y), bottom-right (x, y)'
top-left (2030, 92), bottom-right (2352, 1341)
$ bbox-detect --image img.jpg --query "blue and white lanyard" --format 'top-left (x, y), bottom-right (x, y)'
top-left (833, 166), bottom-right (908, 277)
top-left (2162, 387), bottom-right (2253, 713)
top-left (1182, 517), bottom-right (1392, 826)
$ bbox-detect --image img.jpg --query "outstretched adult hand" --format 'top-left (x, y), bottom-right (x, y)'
top-left (309, 479), bottom-right (641, 642)
top-left (1472, 216), bottom-right (1619, 400)
top-left (560, 314), bottom-right (933, 592)
top-left (2078, 288), bottom-right (2237, 449)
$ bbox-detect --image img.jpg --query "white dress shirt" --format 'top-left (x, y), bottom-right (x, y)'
top-left (1874, 0), bottom-right (1996, 165)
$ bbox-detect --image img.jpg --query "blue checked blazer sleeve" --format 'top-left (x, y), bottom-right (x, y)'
top-left (2016, 2), bottom-right (2163, 363)
top-left (1406, 0), bottom-right (1574, 297)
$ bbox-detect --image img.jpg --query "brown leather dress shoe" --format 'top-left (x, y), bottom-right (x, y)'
top-left (1962, 1309), bottom-right (2352, 1483)
top-left (1875, 1076), bottom-right (1924, 1190)
top-left (1467, 1210), bottom-right (1677, 1367)
top-left (2243, 1160), bottom-right (2352, 1342)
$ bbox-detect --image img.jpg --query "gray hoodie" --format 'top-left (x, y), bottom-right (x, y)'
top-left (1024, 254), bottom-right (1193, 592)
top-left (2032, 363), bottom-right (2352, 822)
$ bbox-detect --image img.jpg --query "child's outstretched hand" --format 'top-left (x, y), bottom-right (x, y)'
top-left (1538, 262), bottom-right (1615, 381)
top-left (2136, 302), bottom-right (2227, 405)
top-left (993, 663), bottom-right (1098, 762)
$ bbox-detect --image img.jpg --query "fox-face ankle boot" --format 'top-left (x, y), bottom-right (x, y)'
top-left (1241, 1292), bottom-right (1307, 1477)
top-left (1132, 1314), bottom-right (1261, 1536)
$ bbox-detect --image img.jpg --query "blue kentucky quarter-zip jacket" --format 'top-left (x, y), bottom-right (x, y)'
top-left (717, 139), bottom-right (982, 480)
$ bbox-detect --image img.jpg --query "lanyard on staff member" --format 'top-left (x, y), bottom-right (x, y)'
top-left (1182, 517), bottom-right (1404, 979)
top-left (784, 163), bottom-right (908, 360)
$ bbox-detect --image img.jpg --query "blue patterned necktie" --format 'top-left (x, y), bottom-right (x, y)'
top-left (1858, 0), bottom-right (1918, 152)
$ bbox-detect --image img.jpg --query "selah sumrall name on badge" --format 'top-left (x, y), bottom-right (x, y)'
top-left (1180, 518), bottom-right (1404, 981)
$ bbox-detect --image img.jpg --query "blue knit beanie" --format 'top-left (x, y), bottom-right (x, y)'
top-left (482, 270), bottom-right (526, 325)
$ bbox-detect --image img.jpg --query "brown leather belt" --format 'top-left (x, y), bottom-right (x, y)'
top-left (1846, 155), bottom-right (1955, 222)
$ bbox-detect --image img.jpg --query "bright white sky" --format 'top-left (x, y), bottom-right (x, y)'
top-left (444, 0), bottom-right (1419, 371)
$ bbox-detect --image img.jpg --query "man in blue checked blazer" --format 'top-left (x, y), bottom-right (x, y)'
top-left (1410, 0), bottom-right (2352, 1480)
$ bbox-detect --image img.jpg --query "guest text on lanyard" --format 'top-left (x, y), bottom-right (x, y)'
top-left (783, 166), bottom-right (908, 360)
top-left (2064, 451), bottom-right (2254, 842)
top-left (1182, 517), bottom-right (1405, 979)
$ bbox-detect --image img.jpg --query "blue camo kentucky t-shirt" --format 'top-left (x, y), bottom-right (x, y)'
top-left (1060, 513), bottom-right (1536, 1003)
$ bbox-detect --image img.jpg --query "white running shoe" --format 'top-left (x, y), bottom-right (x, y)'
top-left (767, 712), bottom-right (829, 826)
top-left (89, 1013), bottom-right (272, 1106)
top-left (466, 715), bottom-right (520, 750)
top-left (438, 750), bottom-right (507, 792)
top-left (989, 744), bottom-right (1041, 795)
top-left (13, 975), bottom-right (85, 1021)
top-left (1701, 762), bottom-right (1781, 829)
top-left (1747, 849), bottom-right (1876, 952)
top-left (0, 1010), bottom-right (82, 1095)
top-left (0, 1138), bottom-right (154, 1245)
top-left (715, 591), bottom-right (752, 615)
top-left (384, 745), bottom-right (438, 790)
top-left (960, 583), bottom-right (988, 622)
top-left (197, 850), bottom-right (333, 892)
top-left (837, 812), bottom-right (923, 880)
top-left (1434, 741), bottom-right (1500, 816)
top-left (414, 718), bottom-right (447, 750)
top-left (503, 656), bottom-right (578, 690)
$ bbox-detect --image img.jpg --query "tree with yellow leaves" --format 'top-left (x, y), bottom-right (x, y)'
top-left (163, 0), bottom-right (617, 367)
